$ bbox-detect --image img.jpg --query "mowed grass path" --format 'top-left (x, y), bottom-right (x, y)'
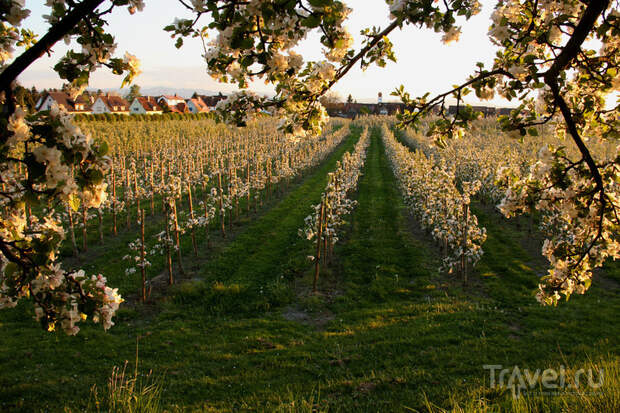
top-left (332, 126), bottom-right (437, 307)
top-left (0, 126), bottom-right (618, 412)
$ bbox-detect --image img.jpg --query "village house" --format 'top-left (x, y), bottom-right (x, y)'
top-left (324, 92), bottom-right (517, 119)
top-left (496, 107), bottom-right (514, 116)
top-left (129, 96), bottom-right (163, 115)
top-left (185, 97), bottom-right (210, 114)
top-left (36, 91), bottom-right (91, 114)
top-left (167, 101), bottom-right (190, 114)
top-left (92, 94), bottom-right (130, 114)
top-left (194, 93), bottom-right (227, 109)
top-left (157, 95), bottom-right (186, 108)
top-left (324, 102), bottom-right (406, 118)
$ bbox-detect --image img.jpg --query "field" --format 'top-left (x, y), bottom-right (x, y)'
top-left (0, 117), bottom-right (618, 412)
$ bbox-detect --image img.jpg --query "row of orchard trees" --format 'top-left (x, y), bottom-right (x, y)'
top-left (399, 119), bottom-right (544, 204)
top-left (300, 125), bottom-right (370, 291)
top-left (401, 118), bottom-right (617, 205)
top-left (380, 121), bottom-right (487, 282)
top-left (401, 117), bottom-right (619, 304)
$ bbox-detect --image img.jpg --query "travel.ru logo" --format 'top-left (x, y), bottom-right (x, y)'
top-left (483, 364), bottom-right (604, 398)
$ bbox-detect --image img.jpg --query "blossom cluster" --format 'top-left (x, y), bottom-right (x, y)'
top-left (0, 103), bottom-right (123, 334)
top-left (388, 0), bottom-right (481, 41)
top-left (164, 1), bottom-right (358, 137)
top-left (482, 0), bottom-right (619, 143)
top-left (0, 0), bottom-right (33, 64)
top-left (122, 237), bottom-right (151, 276)
top-left (497, 143), bottom-right (619, 305)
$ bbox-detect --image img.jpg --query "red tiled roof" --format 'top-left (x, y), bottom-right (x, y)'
top-left (160, 95), bottom-right (184, 101)
top-left (188, 98), bottom-right (209, 112)
top-left (135, 96), bottom-right (162, 112)
top-left (98, 95), bottom-right (129, 112)
top-left (196, 94), bottom-right (227, 107)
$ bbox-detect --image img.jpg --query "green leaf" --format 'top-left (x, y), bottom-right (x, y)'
top-left (301, 15), bottom-right (321, 28)
top-left (88, 169), bottom-right (104, 185)
top-left (4, 262), bottom-right (18, 278)
top-left (69, 194), bottom-right (81, 212)
top-left (308, 0), bottom-right (330, 7)
top-left (238, 37), bottom-right (254, 50)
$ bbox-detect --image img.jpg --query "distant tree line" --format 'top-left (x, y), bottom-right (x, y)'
top-left (73, 111), bottom-right (217, 122)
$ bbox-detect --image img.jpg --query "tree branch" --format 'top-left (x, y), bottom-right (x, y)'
top-left (543, 0), bottom-right (610, 80)
top-left (0, 0), bottom-right (105, 91)
top-left (542, 0), bottom-right (610, 190)
top-left (329, 20), bottom-right (400, 89)
top-left (402, 68), bottom-right (515, 126)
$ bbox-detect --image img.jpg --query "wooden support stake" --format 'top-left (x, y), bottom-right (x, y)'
top-left (140, 209), bottom-right (147, 303)
top-left (313, 201), bottom-right (325, 294)
top-left (172, 199), bottom-right (185, 276)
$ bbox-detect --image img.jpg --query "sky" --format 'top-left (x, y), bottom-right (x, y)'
top-left (18, 0), bottom-right (507, 105)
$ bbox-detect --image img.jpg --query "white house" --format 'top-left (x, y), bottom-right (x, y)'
top-left (92, 94), bottom-right (130, 114)
top-left (129, 96), bottom-right (163, 115)
top-left (37, 91), bottom-right (91, 113)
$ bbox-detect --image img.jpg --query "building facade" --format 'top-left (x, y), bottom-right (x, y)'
top-left (92, 95), bottom-right (130, 114)
top-left (129, 96), bottom-right (163, 115)
top-left (36, 91), bottom-right (91, 114)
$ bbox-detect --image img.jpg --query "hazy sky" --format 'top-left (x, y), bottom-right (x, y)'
top-left (19, 0), bottom-right (506, 104)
